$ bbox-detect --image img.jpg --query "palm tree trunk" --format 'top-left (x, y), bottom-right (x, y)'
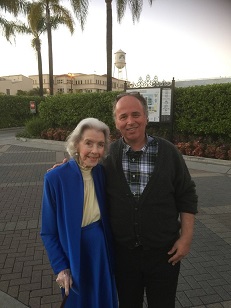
top-left (36, 41), bottom-right (44, 97)
top-left (106, 0), bottom-right (112, 92)
top-left (46, 4), bottom-right (54, 95)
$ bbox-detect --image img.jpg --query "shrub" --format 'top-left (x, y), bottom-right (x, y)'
top-left (38, 92), bottom-right (119, 135)
top-left (175, 136), bottom-right (231, 160)
top-left (41, 127), bottom-right (71, 141)
top-left (174, 84), bottom-right (231, 137)
top-left (0, 95), bottom-right (45, 128)
top-left (25, 117), bottom-right (49, 138)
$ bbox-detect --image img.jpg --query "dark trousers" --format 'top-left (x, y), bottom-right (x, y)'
top-left (115, 244), bottom-right (180, 308)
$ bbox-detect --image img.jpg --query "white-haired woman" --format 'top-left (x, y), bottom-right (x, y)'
top-left (41, 118), bottom-right (118, 308)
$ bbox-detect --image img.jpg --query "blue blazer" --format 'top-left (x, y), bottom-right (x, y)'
top-left (40, 159), bottom-right (114, 294)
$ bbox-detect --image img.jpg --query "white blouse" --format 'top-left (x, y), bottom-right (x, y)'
top-left (79, 165), bottom-right (101, 227)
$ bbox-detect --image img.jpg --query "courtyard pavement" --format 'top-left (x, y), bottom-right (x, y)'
top-left (0, 128), bottom-right (231, 308)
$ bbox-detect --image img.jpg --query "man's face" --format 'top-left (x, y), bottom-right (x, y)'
top-left (114, 96), bottom-right (148, 145)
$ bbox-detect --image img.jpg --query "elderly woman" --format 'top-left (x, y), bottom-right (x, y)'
top-left (40, 118), bottom-right (118, 308)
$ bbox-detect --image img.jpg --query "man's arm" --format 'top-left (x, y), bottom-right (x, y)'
top-left (168, 212), bottom-right (195, 265)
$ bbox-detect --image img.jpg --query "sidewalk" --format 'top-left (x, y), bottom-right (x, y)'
top-left (0, 135), bottom-right (231, 308)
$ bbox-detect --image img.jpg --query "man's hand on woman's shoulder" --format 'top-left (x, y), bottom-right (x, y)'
top-left (47, 158), bottom-right (68, 172)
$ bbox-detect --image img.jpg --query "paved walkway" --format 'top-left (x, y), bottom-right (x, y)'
top-left (0, 131), bottom-right (231, 308)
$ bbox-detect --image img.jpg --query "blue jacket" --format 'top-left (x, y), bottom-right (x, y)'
top-left (40, 159), bottom-right (114, 294)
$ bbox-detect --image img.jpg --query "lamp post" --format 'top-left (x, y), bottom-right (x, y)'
top-left (68, 73), bottom-right (74, 93)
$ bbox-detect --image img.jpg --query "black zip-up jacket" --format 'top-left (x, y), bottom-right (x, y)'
top-left (103, 136), bottom-right (198, 249)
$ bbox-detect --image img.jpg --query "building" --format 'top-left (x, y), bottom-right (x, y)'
top-left (1, 73), bottom-right (231, 95)
top-left (29, 73), bottom-right (127, 94)
top-left (0, 75), bottom-right (33, 95)
top-left (175, 77), bottom-right (231, 88)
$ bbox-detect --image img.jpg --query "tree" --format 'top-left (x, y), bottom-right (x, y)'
top-left (25, 2), bottom-right (76, 96)
top-left (105, 0), bottom-right (153, 91)
top-left (26, 2), bottom-right (46, 96)
top-left (106, 0), bottom-right (113, 91)
top-left (34, 0), bottom-right (77, 95)
top-left (69, 0), bottom-right (153, 92)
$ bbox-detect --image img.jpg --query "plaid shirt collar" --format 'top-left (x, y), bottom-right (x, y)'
top-left (122, 135), bottom-right (154, 154)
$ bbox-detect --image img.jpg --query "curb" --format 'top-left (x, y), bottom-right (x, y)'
top-left (183, 155), bottom-right (231, 175)
top-left (0, 127), bottom-right (24, 131)
top-left (16, 137), bottom-right (65, 147)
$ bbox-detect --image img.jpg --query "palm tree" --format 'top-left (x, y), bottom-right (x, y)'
top-left (25, 2), bottom-right (46, 96)
top-left (34, 0), bottom-right (77, 95)
top-left (105, 0), bottom-right (153, 91)
top-left (106, 0), bottom-right (113, 91)
top-left (0, 0), bottom-right (28, 41)
top-left (26, 1), bottom-right (76, 96)
top-left (69, 0), bottom-right (153, 92)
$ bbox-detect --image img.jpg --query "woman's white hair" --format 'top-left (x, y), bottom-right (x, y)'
top-left (66, 118), bottom-right (110, 158)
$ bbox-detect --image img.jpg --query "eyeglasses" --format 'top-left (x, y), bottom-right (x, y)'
top-left (116, 91), bottom-right (141, 101)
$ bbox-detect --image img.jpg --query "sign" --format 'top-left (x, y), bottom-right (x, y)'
top-left (161, 88), bottom-right (172, 122)
top-left (30, 101), bottom-right (36, 114)
top-left (124, 77), bottom-right (175, 141)
top-left (126, 86), bottom-right (173, 123)
top-left (127, 88), bottom-right (161, 122)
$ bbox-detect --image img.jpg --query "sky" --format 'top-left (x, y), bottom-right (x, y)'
top-left (0, 0), bottom-right (231, 83)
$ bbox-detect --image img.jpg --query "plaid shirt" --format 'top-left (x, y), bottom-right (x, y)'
top-left (122, 136), bottom-right (159, 199)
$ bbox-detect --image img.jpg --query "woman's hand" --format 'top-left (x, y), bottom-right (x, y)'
top-left (56, 268), bottom-right (73, 296)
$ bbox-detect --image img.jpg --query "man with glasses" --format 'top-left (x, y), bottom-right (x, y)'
top-left (49, 92), bottom-right (198, 308)
top-left (103, 92), bottom-right (198, 308)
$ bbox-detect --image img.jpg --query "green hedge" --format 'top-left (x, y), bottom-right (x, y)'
top-left (38, 92), bottom-right (119, 135)
top-left (0, 95), bottom-right (45, 128)
top-left (174, 84), bottom-right (231, 137)
top-left (1, 84), bottom-right (231, 141)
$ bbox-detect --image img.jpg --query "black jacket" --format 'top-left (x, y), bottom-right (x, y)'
top-left (103, 136), bottom-right (198, 249)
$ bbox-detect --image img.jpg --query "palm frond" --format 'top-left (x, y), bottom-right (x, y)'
top-left (116, 0), bottom-right (127, 23)
top-left (0, 0), bottom-right (28, 16)
top-left (128, 0), bottom-right (143, 23)
top-left (69, 0), bottom-right (89, 30)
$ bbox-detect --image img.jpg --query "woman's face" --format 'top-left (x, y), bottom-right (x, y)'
top-left (77, 128), bottom-right (105, 168)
